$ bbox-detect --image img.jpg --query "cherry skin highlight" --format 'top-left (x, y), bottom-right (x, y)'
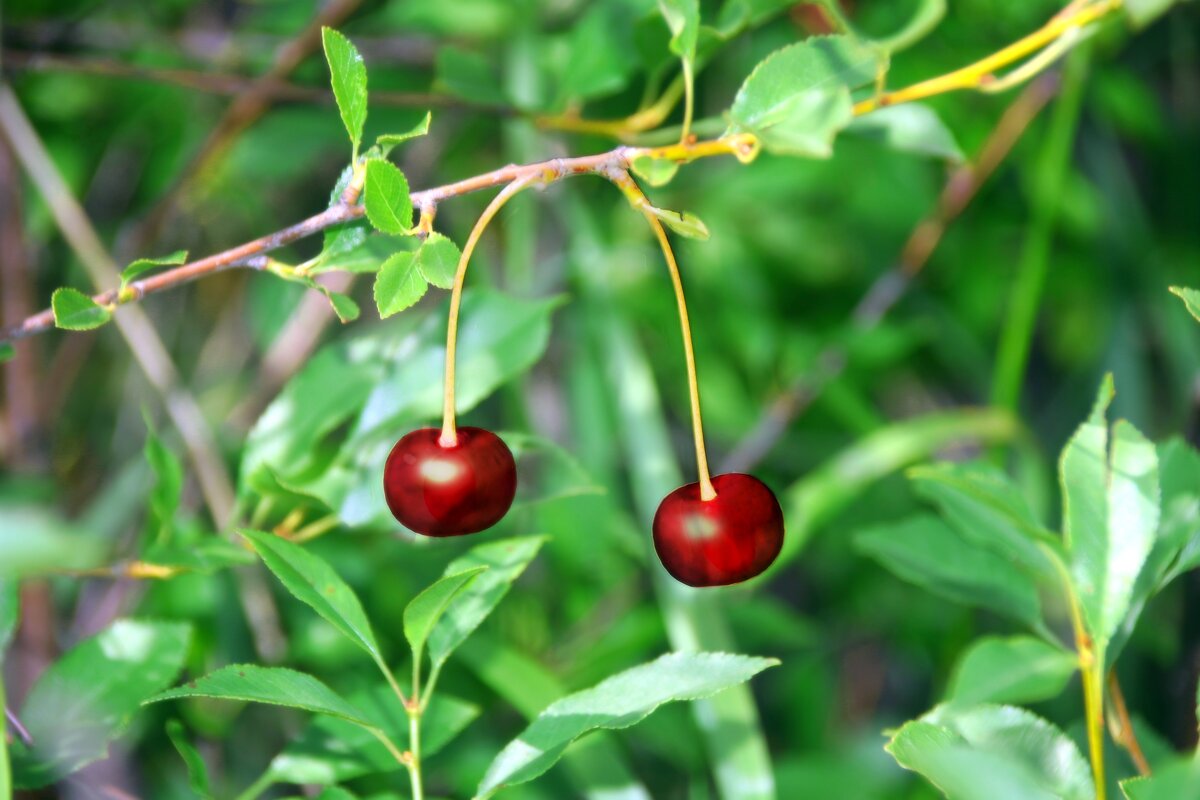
top-left (652, 473), bottom-right (784, 587)
top-left (383, 426), bottom-right (517, 537)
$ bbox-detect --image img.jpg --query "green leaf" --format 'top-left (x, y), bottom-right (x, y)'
top-left (630, 156), bottom-right (680, 187)
top-left (1124, 0), bottom-right (1179, 29)
top-left (556, 4), bottom-right (639, 102)
top-left (658, 0), bottom-right (699, 61)
top-left (845, 103), bottom-right (962, 161)
top-left (0, 506), bottom-right (105, 578)
top-left (428, 536), bottom-right (547, 672)
top-left (269, 687), bottom-right (478, 785)
top-left (1061, 376), bottom-right (1160, 649)
top-left (946, 636), bottom-right (1077, 706)
top-left (887, 705), bottom-right (1093, 800)
top-left (143, 420), bottom-right (183, 544)
top-left (727, 35), bottom-right (884, 157)
top-left (1169, 286), bottom-right (1200, 323)
top-left (909, 461), bottom-right (1060, 581)
top-left (413, 232), bottom-right (461, 290)
top-left (855, 514), bottom-right (1043, 628)
top-left (120, 250), bottom-right (187, 286)
top-left (404, 567), bottom-right (487, 663)
top-left (1122, 758), bottom-right (1200, 799)
top-left (51, 287), bottom-right (112, 331)
top-left (274, 270), bottom-right (362, 323)
top-left (376, 111), bottom-right (432, 157)
top-left (314, 232), bottom-right (395, 275)
top-left (141, 536), bottom-right (256, 575)
top-left (0, 580), bottom-right (20, 664)
top-left (147, 665), bottom-right (370, 726)
top-left (373, 251), bottom-right (429, 318)
top-left (239, 530), bottom-right (386, 673)
top-left (363, 159), bottom-right (414, 235)
top-left (322, 28), bottom-right (368, 157)
top-left (476, 652), bottom-right (778, 797)
top-left (644, 205), bottom-right (710, 240)
top-left (11, 620), bottom-right (191, 788)
top-left (166, 720), bottom-right (213, 799)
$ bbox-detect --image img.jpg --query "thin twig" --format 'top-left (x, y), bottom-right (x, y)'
top-left (721, 73), bottom-right (1060, 474)
top-left (1107, 671), bottom-right (1152, 776)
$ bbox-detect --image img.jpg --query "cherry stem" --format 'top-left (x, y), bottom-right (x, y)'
top-left (440, 175), bottom-right (538, 446)
top-left (616, 173), bottom-right (716, 501)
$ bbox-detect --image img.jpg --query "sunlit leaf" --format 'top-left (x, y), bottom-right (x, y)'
top-left (322, 28), bottom-right (368, 156)
top-left (120, 250), bottom-right (188, 286)
top-left (51, 287), bottom-right (111, 331)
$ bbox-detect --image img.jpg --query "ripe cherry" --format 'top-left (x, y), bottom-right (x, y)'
top-left (383, 427), bottom-right (517, 537)
top-left (652, 473), bottom-right (784, 587)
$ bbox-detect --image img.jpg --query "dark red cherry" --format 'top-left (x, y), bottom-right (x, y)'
top-left (383, 427), bottom-right (517, 537)
top-left (652, 473), bottom-right (784, 587)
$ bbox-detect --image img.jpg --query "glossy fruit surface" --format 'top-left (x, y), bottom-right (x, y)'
top-left (383, 426), bottom-right (517, 537)
top-left (652, 473), bottom-right (784, 587)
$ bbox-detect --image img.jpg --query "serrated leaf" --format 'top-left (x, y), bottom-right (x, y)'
top-left (855, 514), bottom-right (1043, 628)
top-left (147, 665), bottom-right (370, 726)
top-left (120, 250), bottom-right (187, 286)
top-left (645, 205), bottom-right (709, 240)
top-left (413, 232), bottom-right (461, 290)
top-left (727, 35), bottom-right (884, 157)
top-left (946, 636), bottom-right (1077, 706)
top-left (322, 28), bottom-right (368, 157)
top-left (269, 687), bottom-right (478, 785)
top-left (476, 652), bottom-right (778, 797)
top-left (363, 160), bottom-right (414, 235)
top-left (845, 103), bottom-right (962, 161)
top-left (631, 156), bottom-right (680, 187)
top-left (239, 530), bottom-right (386, 672)
top-left (1170, 286), bottom-right (1200, 323)
top-left (166, 720), bottom-right (213, 799)
top-left (1124, 0), bottom-right (1179, 29)
top-left (404, 567), bottom-right (487, 663)
top-left (1061, 376), bottom-right (1160, 649)
top-left (887, 705), bottom-right (1093, 800)
top-left (1122, 758), bottom-right (1200, 800)
top-left (428, 536), bottom-right (546, 672)
top-left (373, 251), bottom-right (429, 317)
top-left (325, 290), bottom-right (361, 323)
top-left (377, 111), bottom-right (432, 157)
top-left (51, 287), bottom-right (112, 331)
top-left (658, 0), bottom-right (699, 60)
top-left (314, 234), bottom-right (396, 275)
top-left (10, 620), bottom-right (191, 788)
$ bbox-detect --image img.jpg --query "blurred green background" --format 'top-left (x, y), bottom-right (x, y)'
top-left (1, 0), bottom-right (1198, 798)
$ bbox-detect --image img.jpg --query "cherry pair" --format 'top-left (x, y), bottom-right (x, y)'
top-left (382, 176), bottom-right (784, 587)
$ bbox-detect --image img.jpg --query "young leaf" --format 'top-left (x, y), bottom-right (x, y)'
top-left (322, 28), bottom-right (368, 157)
top-left (427, 536), bottom-right (547, 672)
top-left (644, 205), bottom-right (710, 240)
top-left (239, 530), bottom-right (387, 673)
top-left (373, 251), bottom-right (428, 318)
top-left (1169, 286), bottom-right (1200, 323)
top-left (10, 620), bottom-right (192, 788)
top-left (363, 159), bottom-right (414, 235)
top-left (1061, 376), bottom-right (1160, 650)
top-left (844, 104), bottom-right (962, 161)
top-left (120, 250), bottom-right (187, 287)
top-left (946, 636), bottom-right (1077, 706)
top-left (476, 652), bottom-right (778, 797)
top-left (630, 156), bottom-right (680, 187)
top-left (404, 567), bottom-right (487, 663)
top-left (147, 665), bottom-right (371, 726)
top-left (269, 686), bottom-right (479, 785)
top-left (166, 720), bottom-right (213, 800)
top-left (413, 232), bottom-right (461, 290)
top-left (376, 111), bottom-right (432, 157)
top-left (727, 35), bottom-right (884, 157)
top-left (51, 287), bottom-right (112, 331)
top-left (855, 514), bottom-right (1043, 629)
top-left (1124, 0), bottom-right (1179, 29)
top-left (887, 705), bottom-right (1093, 800)
top-left (658, 0), bottom-right (699, 61)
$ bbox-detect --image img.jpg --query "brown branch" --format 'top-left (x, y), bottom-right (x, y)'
top-left (721, 73), bottom-right (1060, 474)
top-left (1107, 671), bottom-right (1152, 776)
top-left (0, 135), bottom-right (758, 345)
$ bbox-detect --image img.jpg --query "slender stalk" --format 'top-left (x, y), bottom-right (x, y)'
top-left (408, 656), bottom-right (425, 800)
top-left (612, 173), bottom-right (716, 500)
top-left (679, 59), bottom-right (695, 144)
top-left (1107, 672), bottom-right (1152, 776)
top-left (0, 674), bottom-right (11, 800)
top-left (233, 771), bottom-right (275, 800)
top-left (440, 175), bottom-right (539, 445)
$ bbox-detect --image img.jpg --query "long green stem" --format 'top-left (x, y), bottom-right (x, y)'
top-left (991, 44), bottom-right (1091, 415)
top-left (1, 674), bottom-right (11, 800)
top-left (233, 771), bottom-right (275, 800)
top-left (409, 657), bottom-right (425, 800)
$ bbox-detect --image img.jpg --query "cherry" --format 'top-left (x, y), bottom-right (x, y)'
top-left (652, 473), bottom-right (784, 587)
top-left (383, 426), bottom-right (517, 537)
